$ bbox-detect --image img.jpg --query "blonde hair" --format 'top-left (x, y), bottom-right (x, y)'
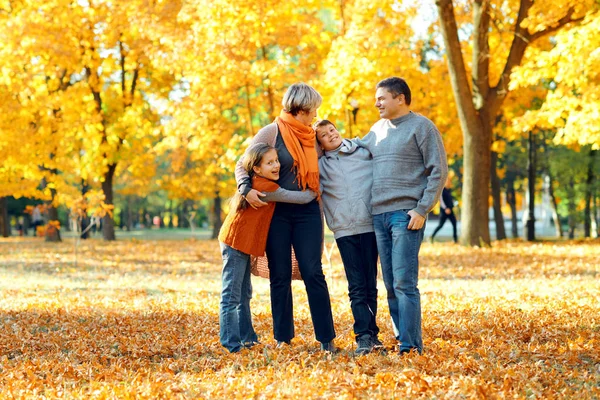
top-left (282, 83), bottom-right (322, 116)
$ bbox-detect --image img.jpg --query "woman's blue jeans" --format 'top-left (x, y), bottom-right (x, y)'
top-left (373, 210), bottom-right (425, 353)
top-left (219, 243), bottom-right (258, 353)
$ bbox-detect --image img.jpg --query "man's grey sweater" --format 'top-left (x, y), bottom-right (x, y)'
top-left (357, 112), bottom-right (448, 217)
top-left (319, 139), bottom-right (374, 239)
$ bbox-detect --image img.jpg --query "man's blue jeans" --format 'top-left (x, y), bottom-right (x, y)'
top-left (373, 210), bottom-right (425, 353)
top-left (219, 243), bottom-right (258, 353)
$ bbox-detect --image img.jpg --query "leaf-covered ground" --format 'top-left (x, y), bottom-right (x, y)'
top-left (0, 237), bottom-right (598, 399)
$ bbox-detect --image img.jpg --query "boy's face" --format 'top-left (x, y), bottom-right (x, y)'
top-left (316, 124), bottom-right (342, 151)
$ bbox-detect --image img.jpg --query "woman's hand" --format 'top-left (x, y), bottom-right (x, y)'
top-left (246, 189), bottom-right (268, 208)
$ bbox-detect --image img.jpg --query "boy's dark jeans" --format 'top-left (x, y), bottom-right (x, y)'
top-left (335, 231), bottom-right (379, 340)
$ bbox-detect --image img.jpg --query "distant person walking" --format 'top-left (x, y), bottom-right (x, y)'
top-left (31, 205), bottom-right (43, 236)
top-left (431, 177), bottom-right (458, 243)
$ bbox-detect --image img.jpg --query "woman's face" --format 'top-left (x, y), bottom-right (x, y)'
top-left (294, 108), bottom-right (318, 127)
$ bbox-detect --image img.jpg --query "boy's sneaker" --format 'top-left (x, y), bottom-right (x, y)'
top-left (371, 336), bottom-right (384, 349)
top-left (354, 336), bottom-right (373, 356)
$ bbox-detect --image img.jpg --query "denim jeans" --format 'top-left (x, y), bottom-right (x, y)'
top-left (373, 210), bottom-right (425, 353)
top-left (335, 232), bottom-right (379, 341)
top-left (219, 242), bottom-right (258, 353)
top-left (266, 200), bottom-right (336, 344)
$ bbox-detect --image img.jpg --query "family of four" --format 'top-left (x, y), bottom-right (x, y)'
top-left (218, 77), bottom-right (448, 355)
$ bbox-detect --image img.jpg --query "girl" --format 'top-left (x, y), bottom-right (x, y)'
top-left (218, 143), bottom-right (317, 353)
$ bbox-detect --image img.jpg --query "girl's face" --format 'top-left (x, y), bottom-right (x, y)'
top-left (252, 149), bottom-right (280, 181)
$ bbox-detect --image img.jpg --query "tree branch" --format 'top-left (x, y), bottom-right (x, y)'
top-left (129, 63), bottom-right (140, 104)
top-left (435, 0), bottom-right (479, 127)
top-left (529, 9), bottom-right (585, 41)
top-left (490, 2), bottom-right (584, 115)
top-left (119, 38), bottom-right (126, 100)
top-left (472, 0), bottom-right (490, 111)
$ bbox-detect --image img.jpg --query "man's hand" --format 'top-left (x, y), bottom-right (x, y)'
top-left (246, 189), bottom-right (268, 208)
top-left (445, 208), bottom-right (451, 215)
top-left (407, 210), bottom-right (425, 230)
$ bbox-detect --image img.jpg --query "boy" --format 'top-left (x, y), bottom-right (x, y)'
top-left (315, 120), bottom-right (381, 355)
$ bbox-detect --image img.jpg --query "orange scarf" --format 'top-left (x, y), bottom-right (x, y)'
top-left (276, 110), bottom-right (320, 196)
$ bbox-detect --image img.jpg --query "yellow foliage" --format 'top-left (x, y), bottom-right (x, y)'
top-left (511, 12), bottom-right (600, 148)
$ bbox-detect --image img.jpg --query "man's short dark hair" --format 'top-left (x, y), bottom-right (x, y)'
top-left (376, 77), bottom-right (411, 105)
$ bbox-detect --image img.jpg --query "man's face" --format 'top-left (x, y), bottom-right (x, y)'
top-left (316, 124), bottom-right (342, 151)
top-left (375, 87), bottom-right (403, 120)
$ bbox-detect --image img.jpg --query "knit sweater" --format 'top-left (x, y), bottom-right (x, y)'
top-left (319, 139), bottom-right (374, 239)
top-left (357, 112), bottom-right (448, 216)
top-left (218, 176), bottom-right (278, 257)
top-left (235, 123), bottom-right (323, 195)
top-left (219, 176), bottom-right (317, 257)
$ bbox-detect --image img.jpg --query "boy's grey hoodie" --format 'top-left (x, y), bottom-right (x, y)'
top-left (319, 139), bottom-right (374, 239)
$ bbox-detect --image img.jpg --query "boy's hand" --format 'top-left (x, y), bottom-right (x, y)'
top-left (407, 210), bottom-right (425, 230)
top-left (246, 189), bottom-right (268, 208)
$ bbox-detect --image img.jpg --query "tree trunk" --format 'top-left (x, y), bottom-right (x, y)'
top-left (211, 191), bottom-right (222, 239)
top-left (101, 164), bottom-right (117, 241)
top-left (584, 149), bottom-right (596, 237)
top-left (435, 0), bottom-right (583, 245)
top-left (567, 178), bottom-right (576, 239)
top-left (546, 174), bottom-right (563, 238)
top-left (0, 197), bottom-right (10, 237)
top-left (460, 124), bottom-right (492, 246)
top-left (81, 179), bottom-right (90, 239)
top-left (525, 131), bottom-right (536, 241)
top-left (436, 0), bottom-right (491, 246)
top-left (126, 196), bottom-right (133, 231)
top-left (540, 133), bottom-right (563, 238)
top-left (181, 202), bottom-right (190, 228)
top-left (490, 150), bottom-right (506, 240)
top-left (45, 204), bottom-right (61, 242)
top-left (595, 191), bottom-right (599, 238)
top-left (506, 177), bottom-right (519, 238)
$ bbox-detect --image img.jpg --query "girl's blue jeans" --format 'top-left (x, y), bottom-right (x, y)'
top-left (219, 242), bottom-right (258, 353)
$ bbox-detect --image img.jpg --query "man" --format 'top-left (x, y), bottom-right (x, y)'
top-left (357, 77), bottom-right (448, 354)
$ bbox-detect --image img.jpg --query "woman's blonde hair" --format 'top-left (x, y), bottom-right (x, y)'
top-left (282, 82), bottom-right (322, 116)
top-left (230, 143), bottom-right (276, 212)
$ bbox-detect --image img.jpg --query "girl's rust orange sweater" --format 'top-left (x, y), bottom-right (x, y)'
top-left (218, 176), bottom-right (279, 257)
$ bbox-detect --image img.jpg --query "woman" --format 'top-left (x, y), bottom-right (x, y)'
top-left (235, 83), bottom-right (336, 352)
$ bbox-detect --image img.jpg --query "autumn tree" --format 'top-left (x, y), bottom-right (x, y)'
top-left (0, 0), bottom-right (181, 240)
top-left (159, 0), bottom-right (335, 235)
top-left (511, 12), bottom-right (600, 237)
top-left (435, 0), bottom-right (594, 245)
